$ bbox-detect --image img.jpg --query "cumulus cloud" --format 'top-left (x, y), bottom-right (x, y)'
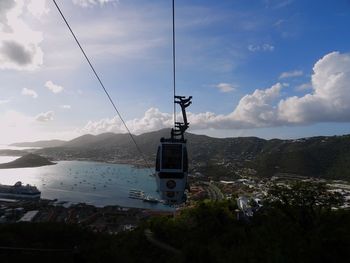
top-left (0, 40), bottom-right (33, 65)
top-left (36, 111), bottom-right (54, 122)
top-left (27, 0), bottom-right (49, 18)
top-left (72, 0), bottom-right (118, 8)
top-left (81, 108), bottom-right (172, 134)
top-left (278, 51), bottom-right (350, 124)
top-left (248, 44), bottom-right (274, 52)
top-left (79, 83), bottom-right (283, 134)
top-left (229, 83), bottom-right (282, 127)
top-left (0, 0), bottom-right (44, 70)
top-left (60, 104), bottom-right (71, 109)
top-left (0, 0), bottom-right (15, 31)
top-left (45, 81), bottom-right (64, 94)
top-left (279, 70), bottom-right (303, 79)
top-left (81, 52), bottom-right (350, 134)
top-left (21, 88), bottom-right (38, 98)
top-left (215, 83), bottom-right (236, 93)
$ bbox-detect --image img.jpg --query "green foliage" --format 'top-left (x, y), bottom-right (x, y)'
top-left (267, 181), bottom-right (344, 208)
top-left (0, 153), bottom-right (55, 169)
top-left (0, 222), bottom-right (169, 263)
top-left (1, 183), bottom-right (350, 262)
top-left (254, 135), bottom-right (350, 180)
top-left (146, 182), bottom-right (350, 262)
top-left (38, 129), bottom-right (350, 180)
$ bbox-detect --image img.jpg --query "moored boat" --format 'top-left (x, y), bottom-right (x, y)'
top-left (0, 181), bottom-right (41, 199)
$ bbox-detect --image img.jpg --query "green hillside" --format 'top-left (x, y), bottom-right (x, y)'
top-left (0, 153), bottom-right (56, 169)
top-left (0, 182), bottom-right (348, 262)
top-left (26, 130), bottom-right (350, 180)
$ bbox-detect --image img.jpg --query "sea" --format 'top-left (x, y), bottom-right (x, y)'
top-left (0, 146), bottom-right (171, 210)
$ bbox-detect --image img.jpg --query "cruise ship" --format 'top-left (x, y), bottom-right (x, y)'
top-left (0, 182), bottom-right (41, 199)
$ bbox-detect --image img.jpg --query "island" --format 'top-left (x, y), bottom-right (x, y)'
top-left (0, 153), bottom-right (56, 169)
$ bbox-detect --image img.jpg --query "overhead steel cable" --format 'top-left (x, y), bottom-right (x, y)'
top-left (52, 0), bottom-right (153, 173)
top-left (172, 0), bottom-right (176, 128)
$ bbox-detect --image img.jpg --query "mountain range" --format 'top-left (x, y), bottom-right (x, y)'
top-left (10, 139), bottom-right (66, 148)
top-left (11, 129), bottom-right (350, 180)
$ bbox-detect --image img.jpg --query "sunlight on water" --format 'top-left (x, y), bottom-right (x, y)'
top-left (0, 156), bottom-right (18, 164)
top-left (0, 145), bottom-right (41, 150)
top-left (0, 160), bottom-right (169, 210)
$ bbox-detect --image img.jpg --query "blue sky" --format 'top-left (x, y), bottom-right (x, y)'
top-left (1, 0), bottom-right (350, 144)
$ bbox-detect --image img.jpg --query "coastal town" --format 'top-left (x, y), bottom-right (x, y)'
top-left (1, 172), bottom-right (350, 233)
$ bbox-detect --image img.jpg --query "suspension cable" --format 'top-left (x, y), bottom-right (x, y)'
top-left (172, 0), bottom-right (176, 127)
top-left (52, 0), bottom-right (153, 173)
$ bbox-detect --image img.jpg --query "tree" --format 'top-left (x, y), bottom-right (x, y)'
top-left (265, 181), bottom-right (344, 229)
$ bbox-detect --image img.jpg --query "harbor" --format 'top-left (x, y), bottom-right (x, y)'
top-left (129, 189), bottom-right (160, 204)
top-left (0, 160), bottom-right (169, 210)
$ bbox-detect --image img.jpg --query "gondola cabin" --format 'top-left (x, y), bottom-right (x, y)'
top-left (155, 137), bottom-right (188, 204)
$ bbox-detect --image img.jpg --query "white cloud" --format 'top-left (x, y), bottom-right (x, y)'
top-left (81, 83), bottom-right (282, 134)
top-left (79, 83), bottom-right (283, 134)
top-left (215, 83), bottom-right (236, 93)
top-left (21, 88), bottom-right (38, 98)
top-left (278, 51), bottom-right (350, 124)
top-left (80, 52), bottom-right (350, 133)
top-left (60, 105), bottom-right (71, 109)
top-left (45, 80), bottom-right (64, 94)
top-left (72, 0), bottom-right (118, 8)
top-left (27, 0), bottom-right (49, 18)
top-left (296, 83), bottom-right (312, 91)
top-left (248, 44), bottom-right (274, 52)
top-left (36, 111), bottom-right (54, 122)
top-left (248, 45), bottom-right (259, 52)
top-left (0, 0), bottom-right (44, 70)
top-left (0, 99), bottom-right (10, 104)
top-left (228, 83), bottom-right (282, 127)
top-left (279, 70), bottom-right (303, 79)
top-left (81, 108), bottom-right (172, 135)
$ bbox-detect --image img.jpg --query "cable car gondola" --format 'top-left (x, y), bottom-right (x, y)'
top-left (54, 0), bottom-right (192, 205)
top-left (156, 96), bottom-right (192, 204)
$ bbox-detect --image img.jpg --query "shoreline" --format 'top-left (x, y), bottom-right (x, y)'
top-left (0, 197), bottom-right (173, 212)
top-left (0, 162), bottom-right (57, 169)
top-left (51, 157), bottom-right (152, 170)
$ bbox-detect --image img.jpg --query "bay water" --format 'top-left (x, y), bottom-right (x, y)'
top-left (0, 157), bottom-right (170, 210)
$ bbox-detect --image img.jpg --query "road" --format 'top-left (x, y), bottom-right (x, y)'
top-left (204, 182), bottom-right (224, 201)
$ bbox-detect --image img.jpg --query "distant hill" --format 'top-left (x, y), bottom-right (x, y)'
top-left (63, 132), bottom-right (131, 148)
top-left (29, 129), bottom-right (350, 180)
top-left (0, 149), bottom-right (27, 156)
top-left (254, 135), bottom-right (350, 180)
top-left (10, 140), bottom-right (67, 148)
top-left (0, 153), bottom-right (56, 169)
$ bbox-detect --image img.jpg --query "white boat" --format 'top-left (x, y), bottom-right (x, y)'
top-left (0, 181), bottom-right (41, 199)
top-left (129, 189), bottom-right (145, 199)
top-left (142, 196), bottom-right (159, 203)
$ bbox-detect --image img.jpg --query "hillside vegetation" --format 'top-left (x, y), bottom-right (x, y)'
top-left (20, 129), bottom-right (350, 180)
top-left (0, 182), bottom-right (348, 262)
top-left (0, 153), bottom-right (55, 169)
